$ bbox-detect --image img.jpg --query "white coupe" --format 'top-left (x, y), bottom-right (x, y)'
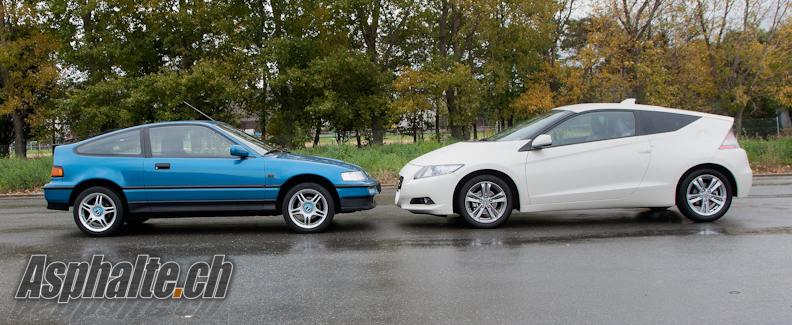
top-left (395, 99), bottom-right (752, 227)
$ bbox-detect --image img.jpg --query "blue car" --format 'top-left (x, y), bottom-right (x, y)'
top-left (44, 121), bottom-right (380, 236)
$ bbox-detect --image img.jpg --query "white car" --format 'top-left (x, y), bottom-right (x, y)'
top-left (395, 99), bottom-right (752, 228)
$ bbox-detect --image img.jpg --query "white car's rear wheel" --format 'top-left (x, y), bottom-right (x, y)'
top-left (457, 175), bottom-right (513, 228)
top-left (676, 169), bottom-right (733, 222)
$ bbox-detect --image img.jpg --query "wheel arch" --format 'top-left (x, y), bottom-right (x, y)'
top-left (69, 179), bottom-right (128, 207)
top-left (452, 169), bottom-right (521, 214)
top-left (677, 163), bottom-right (739, 197)
top-left (276, 174), bottom-right (341, 213)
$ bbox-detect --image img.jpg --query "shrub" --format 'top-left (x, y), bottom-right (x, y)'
top-left (295, 140), bottom-right (456, 183)
top-left (740, 137), bottom-right (792, 173)
top-left (0, 156), bottom-right (53, 192)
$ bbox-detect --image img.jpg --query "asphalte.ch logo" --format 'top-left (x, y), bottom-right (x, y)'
top-left (15, 255), bottom-right (233, 303)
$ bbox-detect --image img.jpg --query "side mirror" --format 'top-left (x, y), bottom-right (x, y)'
top-left (532, 134), bottom-right (553, 149)
top-left (230, 145), bottom-right (250, 158)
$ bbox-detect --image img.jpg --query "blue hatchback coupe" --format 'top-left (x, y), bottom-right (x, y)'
top-left (44, 121), bottom-right (380, 236)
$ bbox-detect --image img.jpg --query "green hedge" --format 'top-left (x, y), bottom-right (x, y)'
top-left (0, 156), bottom-right (54, 192)
top-left (1, 137), bottom-right (789, 193)
top-left (740, 137), bottom-right (792, 171)
top-left (295, 140), bottom-right (455, 183)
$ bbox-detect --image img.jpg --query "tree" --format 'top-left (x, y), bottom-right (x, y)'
top-left (692, 0), bottom-right (792, 134)
top-left (0, 0), bottom-right (59, 157)
top-left (301, 50), bottom-right (392, 147)
top-left (392, 68), bottom-right (435, 142)
top-left (51, 0), bottom-right (254, 136)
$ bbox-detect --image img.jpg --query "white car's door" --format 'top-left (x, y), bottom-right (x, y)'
top-left (524, 111), bottom-right (651, 205)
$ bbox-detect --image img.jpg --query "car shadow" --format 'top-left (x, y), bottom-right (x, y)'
top-left (399, 208), bottom-right (688, 230)
top-left (114, 218), bottom-right (377, 236)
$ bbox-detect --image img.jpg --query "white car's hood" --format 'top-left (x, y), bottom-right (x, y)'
top-left (409, 140), bottom-right (530, 166)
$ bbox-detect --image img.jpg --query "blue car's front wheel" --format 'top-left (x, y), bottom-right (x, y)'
top-left (282, 183), bottom-right (335, 233)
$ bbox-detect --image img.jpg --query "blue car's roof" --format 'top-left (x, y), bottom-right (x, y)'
top-left (67, 121), bottom-right (224, 145)
top-left (142, 120), bottom-right (223, 127)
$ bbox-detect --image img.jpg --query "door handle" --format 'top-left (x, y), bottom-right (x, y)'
top-left (637, 147), bottom-right (652, 154)
top-left (155, 163), bottom-right (170, 170)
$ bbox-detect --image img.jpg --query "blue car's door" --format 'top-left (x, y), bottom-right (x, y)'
top-left (143, 124), bottom-right (268, 213)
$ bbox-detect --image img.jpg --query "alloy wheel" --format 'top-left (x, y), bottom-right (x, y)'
top-left (464, 181), bottom-right (508, 223)
top-left (287, 189), bottom-right (329, 230)
top-left (78, 193), bottom-right (117, 233)
top-left (686, 174), bottom-right (727, 216)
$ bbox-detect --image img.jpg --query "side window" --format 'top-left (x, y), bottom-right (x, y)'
top-left (637, 111), bottom-right (700, 134)
top-left (548, 111), bottom-right (636, 146)
top-left (149, 125), bottom-right (235, 158)
top-left (76, 130), bottom-right (142, 156)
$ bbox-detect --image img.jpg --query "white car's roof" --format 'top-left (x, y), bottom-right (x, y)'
top-left (553, 100), bottom-right (733, 122)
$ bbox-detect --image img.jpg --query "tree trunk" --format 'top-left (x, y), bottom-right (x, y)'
top-left (439, 0), bottom-right (448, 57)
top-left (313, 126), bottom-right (321, 147)
top-left (413, 117), bottom-right (418, 143)
top-left (371, 113), bottom-right (383, 145)
top-left (734, 107), bottom-right (744, 138)
top-left (435, 109), bottom-right (441, 142)
top-left (12, 109), bottom-right (26, 158)
top-left (446, 90), bottom-right (463, 140)
top-left (355, 130), bottom-right (362, 148)
top-left (472, 121), bottom-right (478, 139)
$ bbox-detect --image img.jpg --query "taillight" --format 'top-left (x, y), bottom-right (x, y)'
top-left (51, 166), bottom-right (64, 177)
top-left (719, 129), bottom-right (740, 149)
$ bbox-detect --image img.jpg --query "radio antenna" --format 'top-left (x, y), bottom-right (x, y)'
top-left (183, 101), bottom-right (215, 121)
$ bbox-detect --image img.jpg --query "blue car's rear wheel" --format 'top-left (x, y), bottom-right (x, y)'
top-left (73, 186), bottom-right (125, 236)
top-left (282, 183), bottom-right (335, 233)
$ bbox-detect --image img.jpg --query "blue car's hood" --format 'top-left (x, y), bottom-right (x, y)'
top-left (273, 153), bottom-right (362, 171)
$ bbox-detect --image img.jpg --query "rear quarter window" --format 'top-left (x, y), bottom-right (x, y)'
top-left (75, 130), bottom-right (142, 156)
top-left (637, 111), bottom-right (700, 135)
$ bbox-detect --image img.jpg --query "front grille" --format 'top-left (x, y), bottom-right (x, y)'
top-left (397, 176), bottom-right (403, 190)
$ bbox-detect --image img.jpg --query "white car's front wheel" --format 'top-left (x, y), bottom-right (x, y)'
top-left (457, 175), bottom-right (513, 228)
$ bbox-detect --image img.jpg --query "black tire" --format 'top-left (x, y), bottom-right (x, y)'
top-left (125, 218), bottom-right (149, 225)
top-left (282, 183), bottom-right (335, 233)
top-left (73, 186), bottom-right (126, 236)
top-left (457, 175), bottom-right (513, 228)
top-left (676, 169), bottom-right (733, 222)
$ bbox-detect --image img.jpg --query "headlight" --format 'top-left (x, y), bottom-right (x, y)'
top-left (414, 164), bottom-right (464, 179)
top-left (341, 171), bottom-right (367, 182)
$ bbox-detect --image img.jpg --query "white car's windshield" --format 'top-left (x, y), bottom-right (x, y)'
top-left (218, 123), bottom-right (277, 155)
top-left (487, 110), bottom-right (571, 141)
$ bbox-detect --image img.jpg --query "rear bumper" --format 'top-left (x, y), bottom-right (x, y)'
top-left (47, 202), bottom-right (70, 211)
top-left (710, 148), bottom-right (752, 198)
top-left (44, 187), bottom-right (72, 210)
top-left (339, 196), bottom-right (377, 213)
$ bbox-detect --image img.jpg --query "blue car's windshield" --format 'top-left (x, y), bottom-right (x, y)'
top-left (487, 110), bottom-right (571, 141)
top-left (218, 124), bottom-right (277, 156)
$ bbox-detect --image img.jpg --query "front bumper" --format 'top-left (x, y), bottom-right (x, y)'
top-left (395, 164), bottom-right (459, 215)
top-left (339, 196), bottom-right (377, 212)
top-left (336, 181), bottom-right (380, 213)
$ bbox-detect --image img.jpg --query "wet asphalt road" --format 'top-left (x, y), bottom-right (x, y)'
top-left (1, 176), bottom-right (792, 324)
